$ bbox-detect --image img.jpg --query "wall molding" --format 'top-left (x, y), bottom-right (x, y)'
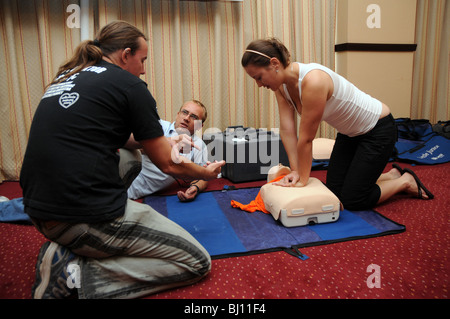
top-left (335, 43), bottom-right (417, 52)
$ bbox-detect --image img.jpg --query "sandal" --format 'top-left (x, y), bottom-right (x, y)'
top-left (403, 168), bottom-right (435, 200)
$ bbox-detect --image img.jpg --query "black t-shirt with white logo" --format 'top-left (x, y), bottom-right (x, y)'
top-left (20, 60), bottom-right (163, 223)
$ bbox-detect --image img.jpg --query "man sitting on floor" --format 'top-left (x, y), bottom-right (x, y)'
top-left (121, 100), bottom-right (209, 202)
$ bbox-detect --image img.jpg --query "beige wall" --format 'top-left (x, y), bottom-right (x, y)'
top-left (335, 0), bottom-right (417, 118)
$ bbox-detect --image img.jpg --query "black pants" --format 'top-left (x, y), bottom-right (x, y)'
top-left (326, 114), bottom-right (397, 210)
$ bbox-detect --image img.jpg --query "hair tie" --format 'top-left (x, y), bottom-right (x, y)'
top-left (93, 39), bottom-right (101, 47)
top-left (245, 49), bottom-right (271, 60)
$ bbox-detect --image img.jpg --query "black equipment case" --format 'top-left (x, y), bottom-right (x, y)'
top-left (203, 126), bottom-right (290, 183)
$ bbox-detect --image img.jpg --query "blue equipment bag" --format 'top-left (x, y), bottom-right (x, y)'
top-left (394, 118), bottom-right (450, 165)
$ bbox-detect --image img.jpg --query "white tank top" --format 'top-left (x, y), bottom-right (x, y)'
top-left (282, 62), bottom-right (382, 137)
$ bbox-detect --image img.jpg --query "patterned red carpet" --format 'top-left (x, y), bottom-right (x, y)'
top-left (0, 162), bottom-right (448, 299)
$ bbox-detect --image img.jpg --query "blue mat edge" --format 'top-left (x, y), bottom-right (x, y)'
top-left (144, 187), bottom-right (406, 260)
top-left (212, 205), bottom-right (406, 259)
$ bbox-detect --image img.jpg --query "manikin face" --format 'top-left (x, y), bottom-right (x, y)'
top-left (174, 101), bottom-right (205, 136)
top-left (244, 62), bottom-right (280, 91)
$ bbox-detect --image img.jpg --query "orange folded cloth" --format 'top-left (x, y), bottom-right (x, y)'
top-left (230, 175), bottom-right (286, 214)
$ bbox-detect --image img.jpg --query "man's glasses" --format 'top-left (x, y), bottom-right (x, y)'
top-left (179, 109), bottom-right (200, 121)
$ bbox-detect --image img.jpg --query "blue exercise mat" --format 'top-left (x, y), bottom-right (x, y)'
top-left (0, 198), bottom-right (31, 223)
top-left (144, 188), bottom-right (405, 259)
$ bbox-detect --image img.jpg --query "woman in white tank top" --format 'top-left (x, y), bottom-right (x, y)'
top-left (241, 38), bottom-right (433, 210)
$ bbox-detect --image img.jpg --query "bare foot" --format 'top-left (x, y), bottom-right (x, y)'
top-left (391, 167), bottom-right (403, 179)
top-left (384, 167), bottom-right (402, 181)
